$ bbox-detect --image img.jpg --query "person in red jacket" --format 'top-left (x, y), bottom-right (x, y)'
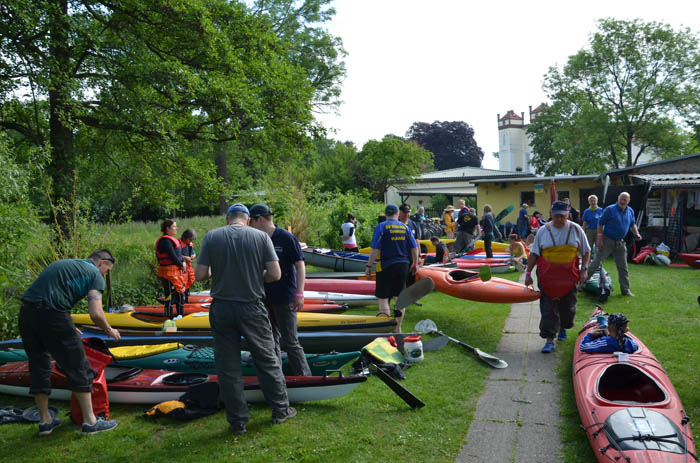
top-left (155, 219), bottom-right (186, 317)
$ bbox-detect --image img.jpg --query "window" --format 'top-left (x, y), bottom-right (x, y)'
top-left (557, 190), bottom-right (570, 201)
top-left (521, 191), bottom-right (535, 207)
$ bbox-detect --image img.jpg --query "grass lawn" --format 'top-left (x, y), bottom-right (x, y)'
top-left (0, 274), bottom-right (519, 463)
top-left (557, 260), bottom-right (700, 462)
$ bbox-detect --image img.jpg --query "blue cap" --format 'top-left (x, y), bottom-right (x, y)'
top-left (385, 204), bottom-right (399, 215)
top-left (551, 200), bottom-right (569, 215)
top-left (226, 203), bottom-right (249, 215)
top-left (249, 203), bottom-right (273, 218)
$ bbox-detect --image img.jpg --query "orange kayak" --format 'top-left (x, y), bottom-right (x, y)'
top-left (415, 267), bottom-right (540, 303)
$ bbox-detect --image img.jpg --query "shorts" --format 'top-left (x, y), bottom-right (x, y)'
top-left (18, 301), bottom-right (96, 394)
top-left (375, 263), bottom-right (409, 299)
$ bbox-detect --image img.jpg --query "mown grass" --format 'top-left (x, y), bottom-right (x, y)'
top-left (557, 260), bottom-right (700, 462)
top-left (0, 279), bottom-right (515, 463)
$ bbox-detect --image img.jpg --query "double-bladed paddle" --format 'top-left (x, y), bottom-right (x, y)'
top-left (394, 277), bottom-right (435, 312)
top-left (414, 319), bottom-right (507, 369)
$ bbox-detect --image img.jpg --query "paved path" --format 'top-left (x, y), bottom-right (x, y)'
top-left (456, 274), bottom-right (563, 463)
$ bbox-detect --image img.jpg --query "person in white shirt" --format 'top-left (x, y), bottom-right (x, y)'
top-left (340, 214), bottom-right (359, 252)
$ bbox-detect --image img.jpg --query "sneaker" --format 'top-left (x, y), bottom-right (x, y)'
top-left (38, 417), bottom-right (61, 436)
top-left (82, 417), bottom-right (118, 435)
top-left (622, 291), bottom-right (635, 297)
top-left (230, 423), bottom-right (247, 435)
top-left (557, 329), bottom-right (567, 341)
top-left (541, 342), bottom-right (555, 354)
top-left (271, 407), bottom-right (297, 424)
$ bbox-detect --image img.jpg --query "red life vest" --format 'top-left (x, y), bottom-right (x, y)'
top-left (535, 223), bottom-right (581, 298)
top-left (155, 235), bottom-right (183, 266)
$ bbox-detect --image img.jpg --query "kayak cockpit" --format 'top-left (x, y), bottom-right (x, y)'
top-left (597, 364), bottom-right (667, 404)
top-left (446, 270), bottom-right (479, 282)
top-left (604, 407), bottom-right (687, 454)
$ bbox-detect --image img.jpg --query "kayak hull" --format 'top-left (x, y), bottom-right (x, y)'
top-left (134, 302), bottom-right (348, 315)
top-left (573, 308), bottom-right (696, 462)
top-left (415, 267), bottom-right (539, 303)
top-left (304, 278), bottom-right (375, 295)
top-left (302, 247), bottom-right (373, 272)
top-left (0, 361), bottom-right (366, 404)
top-left (677, 253), bottom-right (700, 268)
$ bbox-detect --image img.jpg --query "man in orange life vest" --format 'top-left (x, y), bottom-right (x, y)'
top-left (524, 201), bottom-right (590, 354)
top-left (155, 219), bottom-right (187, 318)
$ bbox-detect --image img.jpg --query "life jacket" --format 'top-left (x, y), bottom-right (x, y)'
top-left (156, 235), bottom-right (183, 266)
top-left (144, 381), bottom-right (221, 421)
top-left (69, 342), bottom-right (113, 425)
top-left (536, 223), bottom-right (580, 298)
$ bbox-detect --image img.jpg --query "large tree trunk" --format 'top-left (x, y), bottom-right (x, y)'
top-left (215, 142), bottom-right (229, 214)
top-left (48, 0), bottom-right (75, 237)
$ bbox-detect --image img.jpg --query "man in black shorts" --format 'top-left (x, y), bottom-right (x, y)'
top-left (365, 204), bottom-right (419, 333)
top-left (19, 249), bottom-right (121, 436)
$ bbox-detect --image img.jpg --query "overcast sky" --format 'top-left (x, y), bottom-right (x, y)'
top-left (315, 0), bottom-right (700, 169)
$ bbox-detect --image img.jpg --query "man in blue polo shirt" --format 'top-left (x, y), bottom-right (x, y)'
top-left (581, 194), bottom-right (604, 256)
top-left (587, 192), bottom-right (642, 296)
top-left (365, 204), bottom-right (419, 333)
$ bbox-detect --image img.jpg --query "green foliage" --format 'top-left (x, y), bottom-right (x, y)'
top-left (310, 138), bottom-right (361, 193)
top-left (316, 192), bottom-right (384, 250)
top-left (430, 194), bottom-right (450, 211)
top-left (530, 18), bottom-right (700, 174)
top-left (406, 120), bottom-right (484, 169)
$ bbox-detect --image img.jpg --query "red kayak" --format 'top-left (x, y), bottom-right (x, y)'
top-left (677, 253), bottom-right (700, 269)
top-left (133, 302), bottom-right (348, 315)
top-left (573, 307), bottom-right (696, 462)
top-left (415, 266), bottom-right (539, 303)
top-left (0, 361), bottom-right (366, 404)
top-left (304, 278), bottom-right (375, 295)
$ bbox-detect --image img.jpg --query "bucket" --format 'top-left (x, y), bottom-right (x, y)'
top-left (403, 335), bottom-right (424, 363)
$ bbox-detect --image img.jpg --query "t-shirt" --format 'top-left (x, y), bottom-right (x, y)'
top-left (340, 221), bottom-right (356, 247)
top-left (23, 259), bottom-right (105, 312)
top-left (458, 209), bottom-right (478, 233)
top-left (599, 204), bottom-right (636, 240)
top-left (264, 226), bottom-right (304, 304)
top-left (517, 209), bottom-right (529, 227)
top-left (581, 207), bottom-right (604, 230)
top-left (404, 219), bottom-right (420, 241)
top-left (481, 213), bottom-right (495, 233)
top-left (530, 221), bottom-right (591, 257)
top-left (197, 225), bottom-right (278, 303)
top-left (435, 242), bottom-right (448, 263)
top-left (370, 219), bottom-right (418, 269)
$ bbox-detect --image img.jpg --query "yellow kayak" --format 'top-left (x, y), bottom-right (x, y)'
top-left (72, 311), bottom-right (397, 334)
top-left (474, 240), bottom-right (509, 252)
top-left (360, 238), bottom-right (455, 254)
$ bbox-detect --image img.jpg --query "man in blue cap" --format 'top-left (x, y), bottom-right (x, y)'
top-left (525, 200), bottom-right (590, 353)
top-left (365, 204), bottom-right (419, 333)
top-left (195, 203), bottom-right (296, 435)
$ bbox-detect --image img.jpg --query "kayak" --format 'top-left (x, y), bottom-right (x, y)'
top-left (0, 361), bottom-right (367, 404)
top-left (133, 302), bottom-right (349, 315)
top-left (190, 290), bottom-right (377, 307)
top-left (573, 308), bottom-right (696, 462)
top-left (415, 266), bottom-right (540, 303)
top-left (0, 330), bottom-right (417, 354)
top-left (304, 278), bottom-right (375, 295)
top-left (677, 253), bottom-right (700, 269)
top-left (302, 247), bottom-right (373, 272)
top-left (426, 262), bottom-right (516, 273)
top-left (473, 240), bottom-right (510, 252)
top-left (360, 238), bottom-right (456, 254)
top-left (72, 311), bottom-right (397, 333)
top-left (0, 346), bottom-right (359, 377)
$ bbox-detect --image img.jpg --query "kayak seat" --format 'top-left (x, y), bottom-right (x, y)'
top-left (162, 373), bottom-right (209, 386)
top-left (598, 364), bottom-right (666, 404)
top-left (105, 365), bottom-right (143, 383)
top-left (447, 270), bottom-right (480, 282)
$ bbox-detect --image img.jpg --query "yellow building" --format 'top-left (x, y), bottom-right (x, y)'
top-left (472, 175), bottom-right (599, 224)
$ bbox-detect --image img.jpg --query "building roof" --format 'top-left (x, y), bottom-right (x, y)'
top-left (394, 185), bottom-right (478, 196)
top-left (633, 173), bottom-right (700, 188)
top-left (471, 175), bottom-right (597, 184)
top-left (499, 110), bottom-right (522, 121)
top-left (600, 153), bottom-right (700, 178)
top-left (416, 166), bottom-right (523, 182)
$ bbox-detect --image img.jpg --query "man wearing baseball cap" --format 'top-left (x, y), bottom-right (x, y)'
top-left (195, 203), bottom-right (295, 435)
top-left (365, 204), bottom-right (419, 333)
top-left (524, 200), bottom-right (590, 353)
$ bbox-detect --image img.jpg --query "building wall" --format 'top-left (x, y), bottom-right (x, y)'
top-left (498, 127), bottom-right (533, 173)
top-left (476, 179), bottom-right (599, 224)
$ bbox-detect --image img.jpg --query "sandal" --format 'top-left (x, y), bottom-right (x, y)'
top-left (376, 312), bottom-right (391, 318)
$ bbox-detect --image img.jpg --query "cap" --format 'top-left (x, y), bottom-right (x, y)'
top-left (226, 203), bottom-right (250, 215)
top-left (385, 204), bottom-right (399, 215)
top-left (551, 200), bottom-right (569, 216)
top-left (249, 203), bottom-right (273, 218)
top-left (399, 203), bottom-right (411, 213)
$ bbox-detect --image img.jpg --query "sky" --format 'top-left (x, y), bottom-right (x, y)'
top-left (315, 0), bottom-right (700, 169)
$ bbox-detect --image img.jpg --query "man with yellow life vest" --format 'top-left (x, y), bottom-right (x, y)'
top-left (155, 219), bottom-right (186, 318)
top-left (524, 201), bottom-right (591, 354)
top-left (365, 204), bottom-right (419, 333)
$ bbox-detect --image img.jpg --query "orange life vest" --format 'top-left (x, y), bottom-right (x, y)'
top-left (155, 235), bottom-right (183, 266)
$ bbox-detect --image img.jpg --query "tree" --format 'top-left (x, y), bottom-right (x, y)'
top-left (406, 121), bottom-right (484, 170)
top-left (355, 136), bottom-right (433, 201)
top-left (0, 0), bottom-right (315, 230)
top-left (310, 138), bottom-right (361, 193)
top-left (529, 18), bottom-right (700, 174)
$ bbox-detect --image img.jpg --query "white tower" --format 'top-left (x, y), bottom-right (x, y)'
top-left (497, 109), bottom-right (530, 173)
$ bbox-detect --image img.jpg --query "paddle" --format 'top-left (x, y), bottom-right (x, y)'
top-left (370, 363), bottom-right (425, 409)
top-left (394, 277), bottom-right (435, 312)
top-left (414, 319), bottom-right (508, 369)
top-left (478, 265), bottom-right (492, 282)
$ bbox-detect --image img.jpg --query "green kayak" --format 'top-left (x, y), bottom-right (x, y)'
top-left (583, 269), bottom-right (612, 295)
top-left (0, 347), bottom-right (360, 377)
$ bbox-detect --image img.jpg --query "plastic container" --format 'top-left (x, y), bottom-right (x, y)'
top-left (403, 335), bottom-right (424, 363)
top-left (596, 315), bottom-right (608, 328)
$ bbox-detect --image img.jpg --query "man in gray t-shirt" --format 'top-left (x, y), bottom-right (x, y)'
top-left (195, 203), bottom-right (296, 435)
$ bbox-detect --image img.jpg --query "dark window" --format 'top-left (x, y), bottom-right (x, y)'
top-left (521, 191), bottom-right (535, 207)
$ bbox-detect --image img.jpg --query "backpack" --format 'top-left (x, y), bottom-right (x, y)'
top-left (145, 381), bottom-right (221, 421)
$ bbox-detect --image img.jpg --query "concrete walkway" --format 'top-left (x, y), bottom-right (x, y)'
top-left (456, 274), bottom-right (562, 463)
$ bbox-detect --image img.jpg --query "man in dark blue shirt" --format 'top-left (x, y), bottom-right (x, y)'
top-left (249, 203), bottom-right (311, 376)
top-left (587, 192), bottom-right (642, 296)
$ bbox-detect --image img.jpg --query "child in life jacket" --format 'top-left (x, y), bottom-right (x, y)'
top-left (579, 313), bottom-right (638, 354)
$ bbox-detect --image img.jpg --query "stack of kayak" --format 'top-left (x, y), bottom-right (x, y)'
top-left (573, 308), bottom-right (696, 462)
top-left (302, 247), bottom-right (373, 272)
top-left (415, 266), bottom-right (539, 303)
